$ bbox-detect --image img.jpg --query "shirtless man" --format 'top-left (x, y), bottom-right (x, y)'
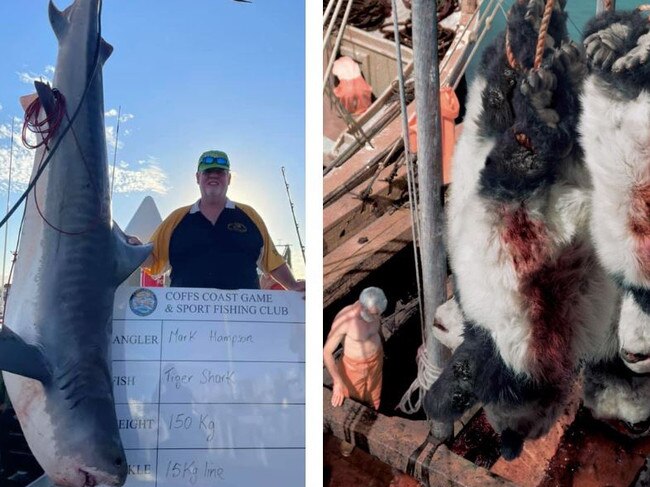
top-left (324, 287), bottom-right (388, 409)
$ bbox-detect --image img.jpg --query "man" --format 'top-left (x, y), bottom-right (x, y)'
top-left (138, 150), bottom-right (304, 291)
top-left (323, 287), bottom-right (387, 409)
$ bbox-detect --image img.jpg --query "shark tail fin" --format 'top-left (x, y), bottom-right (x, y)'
top-left (0, 326), bottom-right (50, 384)
top-left (48, 1), bottom-right (72, 42)
top-left (112, 221), bottom-right (153, 286)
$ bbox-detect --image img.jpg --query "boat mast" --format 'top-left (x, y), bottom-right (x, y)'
top-left (110, 105), bottom-right (121, 197)
top-left (2, 119), bottom-right (14, 290)
top-left (412, 0), bottom-right (453, 439)
top-left (281, 166), bottom-right (306, 264)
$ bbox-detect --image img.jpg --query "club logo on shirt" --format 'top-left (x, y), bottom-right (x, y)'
top-left (227, 222), bottom-right (248, 233)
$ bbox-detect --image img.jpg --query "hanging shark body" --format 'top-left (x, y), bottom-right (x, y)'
top-left (0, 1), bottom-right (151, 485)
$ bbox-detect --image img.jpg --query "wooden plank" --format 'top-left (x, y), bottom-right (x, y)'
top-left (324, 387), bottom-right (517, 487)
top-left (324, 101), bottom-right (416, 194)
top-left (490, 383), bottom-right (581, 487)
top-left (324, 206), bottom-right (413, 308)
top-left (324, 162), bottom-right (408, 253)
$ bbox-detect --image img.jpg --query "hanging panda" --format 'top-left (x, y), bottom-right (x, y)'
top-left (423, 0), bottom-right (619, 460)
top-left (580, 9), bottom-right (650, 435)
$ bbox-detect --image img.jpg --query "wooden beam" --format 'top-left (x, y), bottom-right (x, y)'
top-left (324, 206), bottom-right (413, 308)
top-left (324, 161), bottom-right (408, 254)
top-left (324, 388), bottom-right (517, 487)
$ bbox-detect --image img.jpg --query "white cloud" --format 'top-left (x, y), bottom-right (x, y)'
top-left (0, 119), bottom-right (41, 194)
top-left (17, 67), bottom-right (53, 85)
top-left (0, 120), bottom-right (169, 196)
top-left (0, 104), bottom-right (3, 111)
top-left (105, 126), bottom-right (124, 150)
top-left (111, 160), bottom-right (168, 194)
top-left (105, 109), bottom-right (134, 124)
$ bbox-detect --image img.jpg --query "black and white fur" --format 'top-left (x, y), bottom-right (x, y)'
top-left (580, 9), bottom-right (650, 432)
top-left (423, 0), bottom-right (618, 459)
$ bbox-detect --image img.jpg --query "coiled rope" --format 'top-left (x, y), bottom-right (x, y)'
top-left (0, 0), bottom-right (105, 235)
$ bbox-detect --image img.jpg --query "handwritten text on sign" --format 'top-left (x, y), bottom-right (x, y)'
top-left (111, 287), bottom-right (305, 487)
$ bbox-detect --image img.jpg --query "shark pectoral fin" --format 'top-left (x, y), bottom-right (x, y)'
top-left (19, 93), bottom-right (39, 112)
top-left (0, 326), bottom-right (50, 384)
top-left (112, 222), bottom-right (154, 286)
top-left (48, 1), bottom-right (71, 41)
top-left (100, 38), bottom-right (113, 65)
top-left (34, 81), bottom-right (58, 120)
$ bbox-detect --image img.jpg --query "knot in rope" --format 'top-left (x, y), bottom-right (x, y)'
top-left (506, 0), bottom-right (556, 71)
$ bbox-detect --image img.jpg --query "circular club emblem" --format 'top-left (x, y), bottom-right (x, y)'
top-left (129, 288), bottom-right (157, 317)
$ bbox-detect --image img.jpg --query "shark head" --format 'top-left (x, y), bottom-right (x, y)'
top-left (5, 369), bottom-right (128, 487)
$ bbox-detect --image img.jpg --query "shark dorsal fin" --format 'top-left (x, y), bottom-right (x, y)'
top-left (48, 1), bottom-right (72, 42)
top-left (34, 81), bottom-right (58, 120)
top-left (112, 221), bottom-right (153, 286)
top-left (100, 38), bottom-right (113, 65)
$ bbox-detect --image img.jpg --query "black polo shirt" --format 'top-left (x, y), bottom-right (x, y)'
top-left (168, 205), bottom-right (264, 289)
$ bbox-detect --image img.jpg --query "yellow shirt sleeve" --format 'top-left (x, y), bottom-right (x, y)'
top-left (235, 203), bottom-right (286, 273)
top-left (144, 205), bottom-right (193, 276)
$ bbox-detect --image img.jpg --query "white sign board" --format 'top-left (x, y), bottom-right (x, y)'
top-left (111, 287), bottom-right (305, 487)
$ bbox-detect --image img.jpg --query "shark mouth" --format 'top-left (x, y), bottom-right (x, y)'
top-left (80, 470), bottom-right (98, 487)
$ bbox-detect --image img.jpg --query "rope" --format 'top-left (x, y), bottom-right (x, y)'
top-left (505, 0), bottom-right (555, 72)
top-left (604, 0), bottom-right (613, 11)
top-left (390, 0), bottom-right (425, 341)
top-left (505, 29), bottom-right (519, 69)
top-left (534, 0), bottom-right (555, 70)
top-left (21, 89), bottom-right (66, 150)
top-left (397, 344), bottom-right (443, 413)
top-left (0, 0), bottom-right (104, 234)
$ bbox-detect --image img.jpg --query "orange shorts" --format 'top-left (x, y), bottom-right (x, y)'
top-left (337, 349), bottom-right (383, 409)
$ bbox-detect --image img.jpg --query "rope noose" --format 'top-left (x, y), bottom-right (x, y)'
top-left (534, 0), bottom-right (555, 70)
top-left (505, 0), bottom-right (556, 71)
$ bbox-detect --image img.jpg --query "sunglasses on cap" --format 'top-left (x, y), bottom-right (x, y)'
top-left (200, 156), bottom-right (229, 166)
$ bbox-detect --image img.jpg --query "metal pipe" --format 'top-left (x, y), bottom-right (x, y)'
top-left (323, 0), bottom-right (355, 88)
top-left (323, 0), bottom-right (337, 27)
top-left (281, 166), bottom-right (306, 264)
top-left (2, 119), bottom-right (14, 289)
top-left (110, 105), bottom-right (121, 197)
top-left (411, 0), bottom-right (453, 440)
top-left (323, 0), bottom-right (345, 43)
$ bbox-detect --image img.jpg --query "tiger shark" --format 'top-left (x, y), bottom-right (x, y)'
top-left (0, 1), bottom-right (152, 485)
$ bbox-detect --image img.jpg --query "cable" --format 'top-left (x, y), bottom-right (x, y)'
top-left (0, 0), bottom-right (104, 232)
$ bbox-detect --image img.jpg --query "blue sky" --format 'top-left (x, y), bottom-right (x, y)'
top-left (0, 0), bottom-right (306, 279)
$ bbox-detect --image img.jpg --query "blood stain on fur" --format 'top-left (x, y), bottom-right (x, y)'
top-left (500, 206), bottom-right (549, 277)
top-left (501, 206), bottom-right (587, 385)
top-left (629, 182), bottom-right (650, 276)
